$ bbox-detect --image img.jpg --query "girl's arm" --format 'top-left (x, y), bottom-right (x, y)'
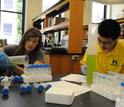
top-left (14, 65), bottom-right (24, 75)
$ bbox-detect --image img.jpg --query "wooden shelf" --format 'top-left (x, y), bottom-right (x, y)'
top-left (32, 0), bottom-right (69, 22)
top-left (33, 0), bottom-right (85, 54)
top-left (83, 18), bottom-right (124, 39)
top-left (83, 36), bottom-right (88, 39)
top-left (116, 18), bottom-right (124, 23)
top-left (40, 21), bottom-right (69, 33)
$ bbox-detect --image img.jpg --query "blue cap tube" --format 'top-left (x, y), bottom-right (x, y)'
top-left (20, 84), bottom-right (26, 93)
top-left (37, 85), bottom-right (44, 91)
top-left (18, 76), bottom-right (23, 82)
top-left (2, 86), bottom-right (9, 96)
top-left (26, 84), bottom-right (32, 92)
top-left (46, 84), bottom-right (52, 89)
top-left (13, 76), bottom-right (19, 82)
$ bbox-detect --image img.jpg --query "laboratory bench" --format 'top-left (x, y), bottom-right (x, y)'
top-left (0, 75), bottom-right (115, 107)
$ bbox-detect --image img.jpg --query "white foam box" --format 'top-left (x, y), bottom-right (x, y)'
top-left (45, 87), bottom-right (74, 105)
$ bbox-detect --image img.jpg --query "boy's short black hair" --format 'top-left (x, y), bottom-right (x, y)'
top-left (98, 19), bottom-right (120, 40)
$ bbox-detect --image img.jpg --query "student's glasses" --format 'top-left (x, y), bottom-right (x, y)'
top-left (97, 38), bottom-right (113, 47)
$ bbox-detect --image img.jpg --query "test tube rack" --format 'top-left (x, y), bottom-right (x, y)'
top-left (21, 64), bottom-right (52, 83)
top-left (91, 71), bottom-right (124, 101)
top-left (116, 98), bottom-right (124, 107)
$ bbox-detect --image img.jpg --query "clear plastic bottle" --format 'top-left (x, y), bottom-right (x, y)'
top-left (2, 86), bottom-right (9, 96)
top-left (33, 82), bottom-right (44, 91)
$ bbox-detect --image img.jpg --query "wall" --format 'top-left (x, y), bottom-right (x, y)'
top-left (25, 0), bottom-right (42, 31)
top-left (83, 1), bottom-right (92, 26)
top-left (110, 4), bottom-right (124, 19)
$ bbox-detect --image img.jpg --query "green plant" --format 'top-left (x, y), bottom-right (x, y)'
top-left (15, 0), bottom-right (23, 44)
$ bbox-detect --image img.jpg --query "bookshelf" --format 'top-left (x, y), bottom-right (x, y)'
top-left (32, 0), bottom-right (85, 54)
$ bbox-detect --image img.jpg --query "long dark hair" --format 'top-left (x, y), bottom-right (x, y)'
top-left (13, 27), bottom-right (42, 64)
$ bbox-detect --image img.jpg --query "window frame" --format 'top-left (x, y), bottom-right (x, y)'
top-left (0, 0), bottom-right (25, 41)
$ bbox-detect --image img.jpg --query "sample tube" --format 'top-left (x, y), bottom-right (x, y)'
top-left (25, 83), bottom-right (32, 92)
top-left (8, 55), bottom-right (29, 65)
top-left (2, 86), bottom-right (9, 96)
top-left (20, 83), bottom-right (26, 93)
top-left (0, 76), bottom-right (4, 82)
top-left (18, 76), bottom-right (23, 82)
top-left (40, 82), bottom-right (52, 89)
top-left (120, 82), bottom-right (124, 101)
top-left (12, 76), bottom-right (19, 82)
top-left (33, 82), bottom-right (44, 91)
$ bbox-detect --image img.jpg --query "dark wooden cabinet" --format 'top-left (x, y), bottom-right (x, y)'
top-left (44, 54), bottom-right (83, 75)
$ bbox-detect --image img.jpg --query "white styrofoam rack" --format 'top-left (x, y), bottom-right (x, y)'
top-left (116, 98), bottom-right (124, 107)
top-left (45, 87), bottom-right (74, 105)
top-left (91, 84), bottom-right (120, 101)
top-left (21, 74), bottom-right (52, 83)
top-left (21, 64), bottom-right (52, 83)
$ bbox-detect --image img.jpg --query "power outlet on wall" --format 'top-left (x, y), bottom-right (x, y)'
top-left (72, 55), bottom-right (79, 61)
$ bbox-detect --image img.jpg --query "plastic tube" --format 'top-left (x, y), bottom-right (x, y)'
top-left (20, 83), bottom-right (26, 93)
top-left (12, 76), bottom-right (19, 82)
top-left (33, 82), bottom-right (44, 91)
top-left (120, 82), bottom-right (124, 101)
top-left (18, 76), bottom-right (23, 82)
top-left (2, 86), bottom-right (9, 96)
top-left (0, 76), bottom-right (4, 82)
top-left (25, 83), bottom-right (32, 92)
top-left (8, 55), bottom-right (29, 65)
top-left (40, 82), bottom-right (52, 89)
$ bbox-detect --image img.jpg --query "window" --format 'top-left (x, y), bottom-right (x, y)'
top-left (92, 2), bottom-right (105, 23)
top-left (4, 0), bottom-right (13, 10)
top-left (0, 0), bottom-right (25, 44)
top-left (3, 23), bottom-right (12, 35)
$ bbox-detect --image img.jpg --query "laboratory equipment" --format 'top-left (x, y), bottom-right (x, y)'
top-left (0, 76), bottom-right (4, 82)
top-left (18, 76), bottom-right (23, 82)
top-left (91, 71), bottom-right (124, 101)
top-left (115, 82), bottom-right (124, 107)
top-left (1, 76), bottom-right (11, 87)
top-left (12, 76), bottom-right (23, 82)
top-left (2, 86), bottom-right (9, 96)
top-left (8, 55), bottom-right (29, 65)
top-left (12, 76), bottom-right (19, 82)
top-left (45, 87), bottom-right (74, 105)
top-left (25, 83), bottom-right (32, 92)
top-left (22, 64), bottom-right (52, 83)
top-left (33, 82), bottom-right (44, 91)
top-left (86, 24), bottom-right (98, 84)
top-left (40, 82), bottom-right (52, 89)
top-left (20, 83), bottom-right (26, 93)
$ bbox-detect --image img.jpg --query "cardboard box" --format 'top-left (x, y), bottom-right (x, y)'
top-left (52, 17), bottom-right (67, 25)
